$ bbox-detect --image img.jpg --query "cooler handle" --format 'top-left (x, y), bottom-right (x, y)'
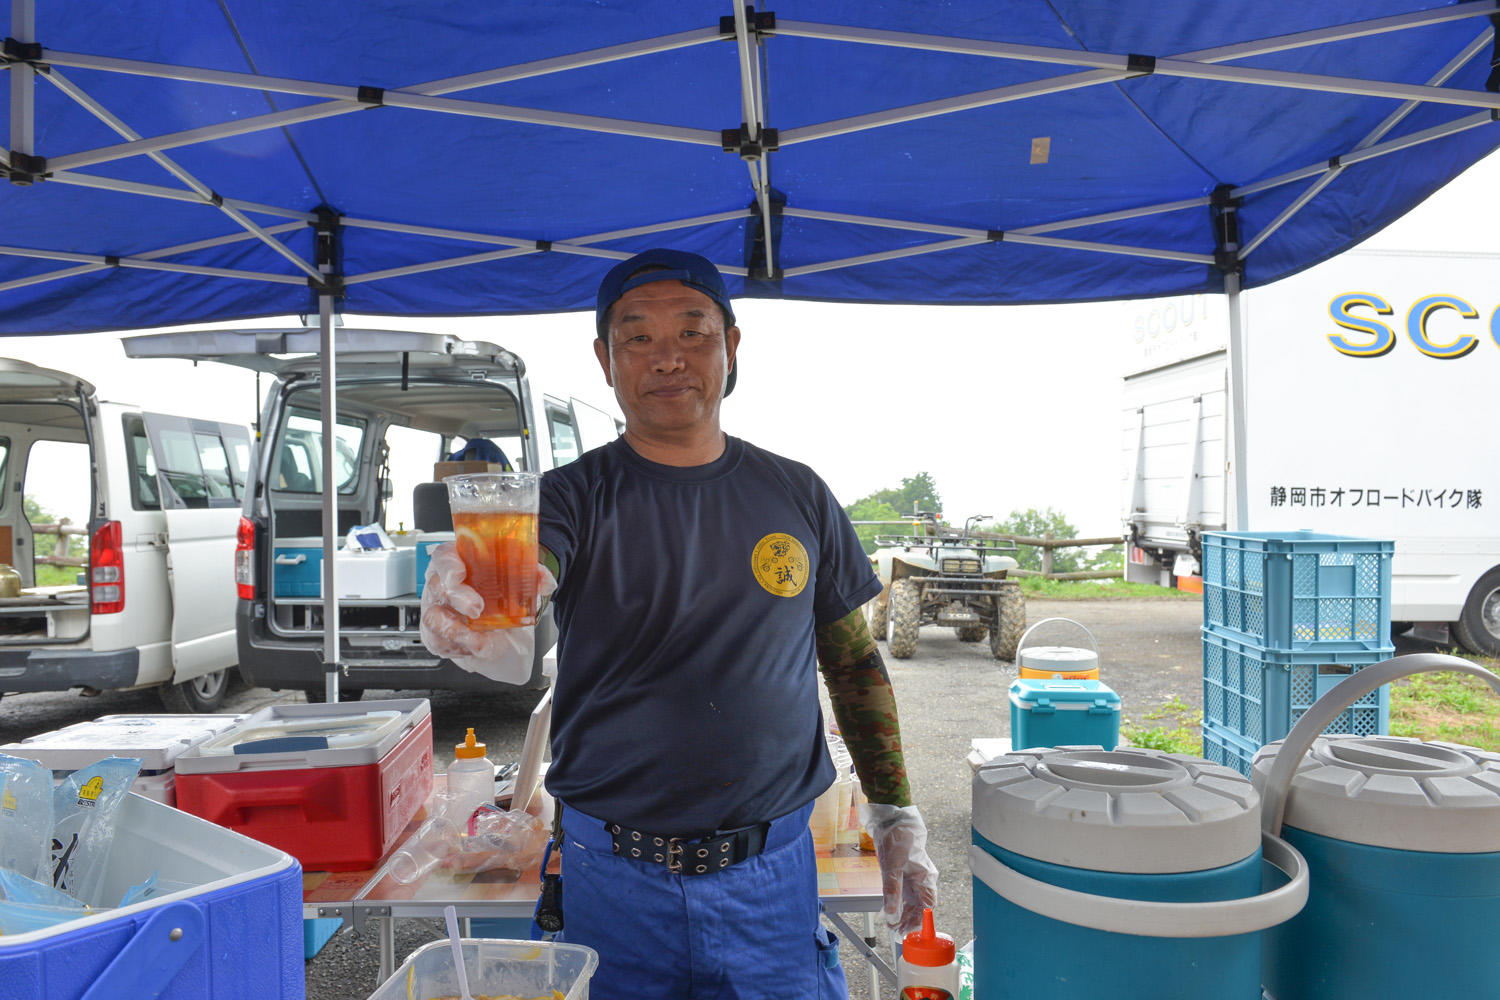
top-left (1259, 652), bottom-right (1500, 838)
top-left (968, 832), bottom-right (1307, 939)
top-left (77, 901), bottom-right (204, 1000)
top-left (274, 553), bottom-right (307, 565)
top-left (1015, 617), bottom-right (1099, 660)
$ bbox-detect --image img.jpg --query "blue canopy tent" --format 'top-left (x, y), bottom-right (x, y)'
top-left (4, 0), bottom-right (1500, 699)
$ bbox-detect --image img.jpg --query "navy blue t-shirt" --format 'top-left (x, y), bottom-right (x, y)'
top-left (539, 435), bottom-right (882, 834)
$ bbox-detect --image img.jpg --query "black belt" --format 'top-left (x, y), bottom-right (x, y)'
top-left (607, 820), bottom-right (771, 876)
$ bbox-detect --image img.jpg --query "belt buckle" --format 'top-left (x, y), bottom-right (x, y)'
top-left (667, 837), bottom-right (684, 874)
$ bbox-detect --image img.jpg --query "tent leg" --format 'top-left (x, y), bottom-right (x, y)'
top-left (10, 0), bottom-right (36, 159)
top-left (319, 289), bottom-right (341, 704)
top-left (1225, 272), bottom-right (1249, 531)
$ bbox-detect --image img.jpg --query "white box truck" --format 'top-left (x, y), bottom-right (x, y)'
top-left (1122, 249), bottom-right (1500, 656)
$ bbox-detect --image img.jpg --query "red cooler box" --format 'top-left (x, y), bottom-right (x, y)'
top-left (174, 698), bottom-right (433, 872)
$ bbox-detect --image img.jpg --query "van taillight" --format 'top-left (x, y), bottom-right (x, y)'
top-left (90, 520), bottom-right (125, 615)
top-left (236, 517), bottom-right (256, 600)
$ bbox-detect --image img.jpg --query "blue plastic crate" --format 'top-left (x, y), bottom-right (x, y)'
top-left (273, 537), bottom-right (324, 598)
top-left (1202, 629), bottom-right (1390, 746)
top-left (1201, 531), bottom-right (1393, 652)
top-left (1201, 723), bottom-right (1260, 778)
top-left (304, 916), bottom-right (341, 958)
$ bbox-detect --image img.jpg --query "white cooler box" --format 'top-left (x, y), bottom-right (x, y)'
top-left (0, 792), bottom-right (304, 1000)
top-left (335, 547), bottom-right (416, 599)
top-left (0, 714), bottom-right (245, 807)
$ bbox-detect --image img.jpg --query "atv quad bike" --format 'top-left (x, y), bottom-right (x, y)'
top-left (864, 514), bottom-right (1026, 660)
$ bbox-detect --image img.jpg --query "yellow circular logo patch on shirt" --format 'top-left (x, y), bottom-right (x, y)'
top-left (752, 532), bottom-right (810, 598)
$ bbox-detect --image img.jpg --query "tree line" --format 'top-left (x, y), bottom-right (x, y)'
top-left (843, 472), bottom-right (1122, 574)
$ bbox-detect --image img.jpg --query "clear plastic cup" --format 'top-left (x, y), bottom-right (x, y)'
top-left (388, 815), bottom-right (463, 884)
top-left (444, 472), bottom-right (540, 630)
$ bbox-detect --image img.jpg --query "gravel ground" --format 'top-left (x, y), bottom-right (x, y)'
top-left (1, 594), bottom-right (1466, 998)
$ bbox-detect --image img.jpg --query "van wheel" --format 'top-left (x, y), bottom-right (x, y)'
top-left (304, 686), bottom-right (364, 703)
top-left (1453, 567), bottom-right (1500, 658)
top-left (160, 669), bottom-right (230, 712)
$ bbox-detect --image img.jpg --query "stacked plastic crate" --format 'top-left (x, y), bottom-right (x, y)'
top-left (1199, 531), bottom-right (1394, 776)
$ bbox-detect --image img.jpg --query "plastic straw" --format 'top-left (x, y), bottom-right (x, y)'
top-left (442, 905), bottom-right (474, 1000)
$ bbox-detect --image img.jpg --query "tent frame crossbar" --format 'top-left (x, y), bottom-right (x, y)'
top-left (26, 3), bottom-right (1500, 173)
top-left (5, 3), bottom-right (1500, 292)
top-left (0, 220), bottom-right (304, 293)
top-left (42, 66), bottom-right (321, 280)
top-left (1239, 26), bottom-right (1495, 261)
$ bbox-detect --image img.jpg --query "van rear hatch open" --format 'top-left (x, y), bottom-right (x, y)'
top-left (0, 360), bottom-right (96, 646)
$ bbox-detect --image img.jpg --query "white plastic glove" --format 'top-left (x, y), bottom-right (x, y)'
top-left (419, 542), bottom-right (556, 685)
top-left (859, 802), bottom-right (939, 936)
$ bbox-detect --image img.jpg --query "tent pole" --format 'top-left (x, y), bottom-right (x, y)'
top-left (9, 0), bottom-right (35, 159)
top-left (1225, 272), bottom-right (1249, 532)
top-left (319, 289), bottom-right (341, 704)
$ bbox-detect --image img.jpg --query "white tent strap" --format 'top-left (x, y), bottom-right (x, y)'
top-left (42, 67), bottom-right (322, 282)
top-left (1238, 26), bottom-right (1494, 262)
top-left (0, 221), bottom-right (305, 294)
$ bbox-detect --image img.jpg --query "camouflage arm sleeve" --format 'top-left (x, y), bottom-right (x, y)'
top-left (816, 607), bottom-right (912, 807)
top-left (539, 546), bottom-right (560, 614)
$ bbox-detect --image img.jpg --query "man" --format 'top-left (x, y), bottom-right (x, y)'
top-left (422, 248), bottom-right (936, 999)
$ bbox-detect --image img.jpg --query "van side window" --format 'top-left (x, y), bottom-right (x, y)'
top-left (547, 404), bottom-right (580, 467)
top-left (195, 433), bottom-right (235, 500)
top-left (224, 431), bottom-right (252, 498)
top-left (124, 417), bottom-right (160, 510)
top-left (277, 410), bottom-right (364, 494)
top-left (155, 426), bottom-right (210, 508)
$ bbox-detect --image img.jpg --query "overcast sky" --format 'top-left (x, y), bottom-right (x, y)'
top-left (4, 151), bottom-right (1497, 537)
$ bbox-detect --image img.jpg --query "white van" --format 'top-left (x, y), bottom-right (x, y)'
top-left (0, 359), bottom-right (250, 711)
top-left (122, 329), bottom-right (621, 698)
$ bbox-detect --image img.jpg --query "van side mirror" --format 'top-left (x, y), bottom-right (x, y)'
top-left (379, 477), bottom-right (394, 501)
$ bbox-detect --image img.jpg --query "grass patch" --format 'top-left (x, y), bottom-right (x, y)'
top-left (33, 564), bottom-right (83, 587)
top-left (1121, 696), bottom-right (1204, 756)
top-left (1390, 669), bottom-right (1500, 752)
top-left (1017, 576), bottom-right (1199, 601)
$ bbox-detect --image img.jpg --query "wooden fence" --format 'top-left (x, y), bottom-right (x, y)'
top-left (33, 519), bottom-right (89, 568)
top-left (852, 520), bottom-right (1123, 581)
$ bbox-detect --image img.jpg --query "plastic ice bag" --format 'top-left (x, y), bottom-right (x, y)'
top-left (118, 870), bottom-right (195, 906)
top-left (51, 756), bottom-right (140, 905)
top-left (0, 753), bottom-right (53, 883)
top-left (0, 867), bottom-right (89, 934)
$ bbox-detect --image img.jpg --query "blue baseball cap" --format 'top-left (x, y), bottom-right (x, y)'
top-left (595, 248), bottom-right (738, 395)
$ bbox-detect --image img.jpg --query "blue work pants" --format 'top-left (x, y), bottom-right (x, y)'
top-left (557, 801), bottom-right (847, 999)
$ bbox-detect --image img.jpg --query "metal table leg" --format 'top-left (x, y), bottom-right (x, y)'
top-left (378, 914), bottom-right (395, 984)
top-left (825, 910), bottom-right (897, 992)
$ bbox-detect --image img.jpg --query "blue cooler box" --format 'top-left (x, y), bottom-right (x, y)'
top-left (1009, 678), bottom-right (1121, 751)
top-left (415, 531), bottom-right (455, 593)
top-left (0, 792), bottom-right (304, 1000)
top-left (273, 536), bottom-right (325, 598)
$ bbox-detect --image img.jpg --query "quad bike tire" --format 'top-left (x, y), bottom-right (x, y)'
top-left (866, 584), bottom-right (890, 640)
top-left (956, 622), bottom-right (988, 642)
top-left (990, 581), bottom-right (1026, 661)
top-left (888, 579), bottom-right (921, 659)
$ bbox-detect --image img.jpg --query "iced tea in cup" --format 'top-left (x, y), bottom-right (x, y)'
top-left (444, 472), bottom-right (540, 631)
